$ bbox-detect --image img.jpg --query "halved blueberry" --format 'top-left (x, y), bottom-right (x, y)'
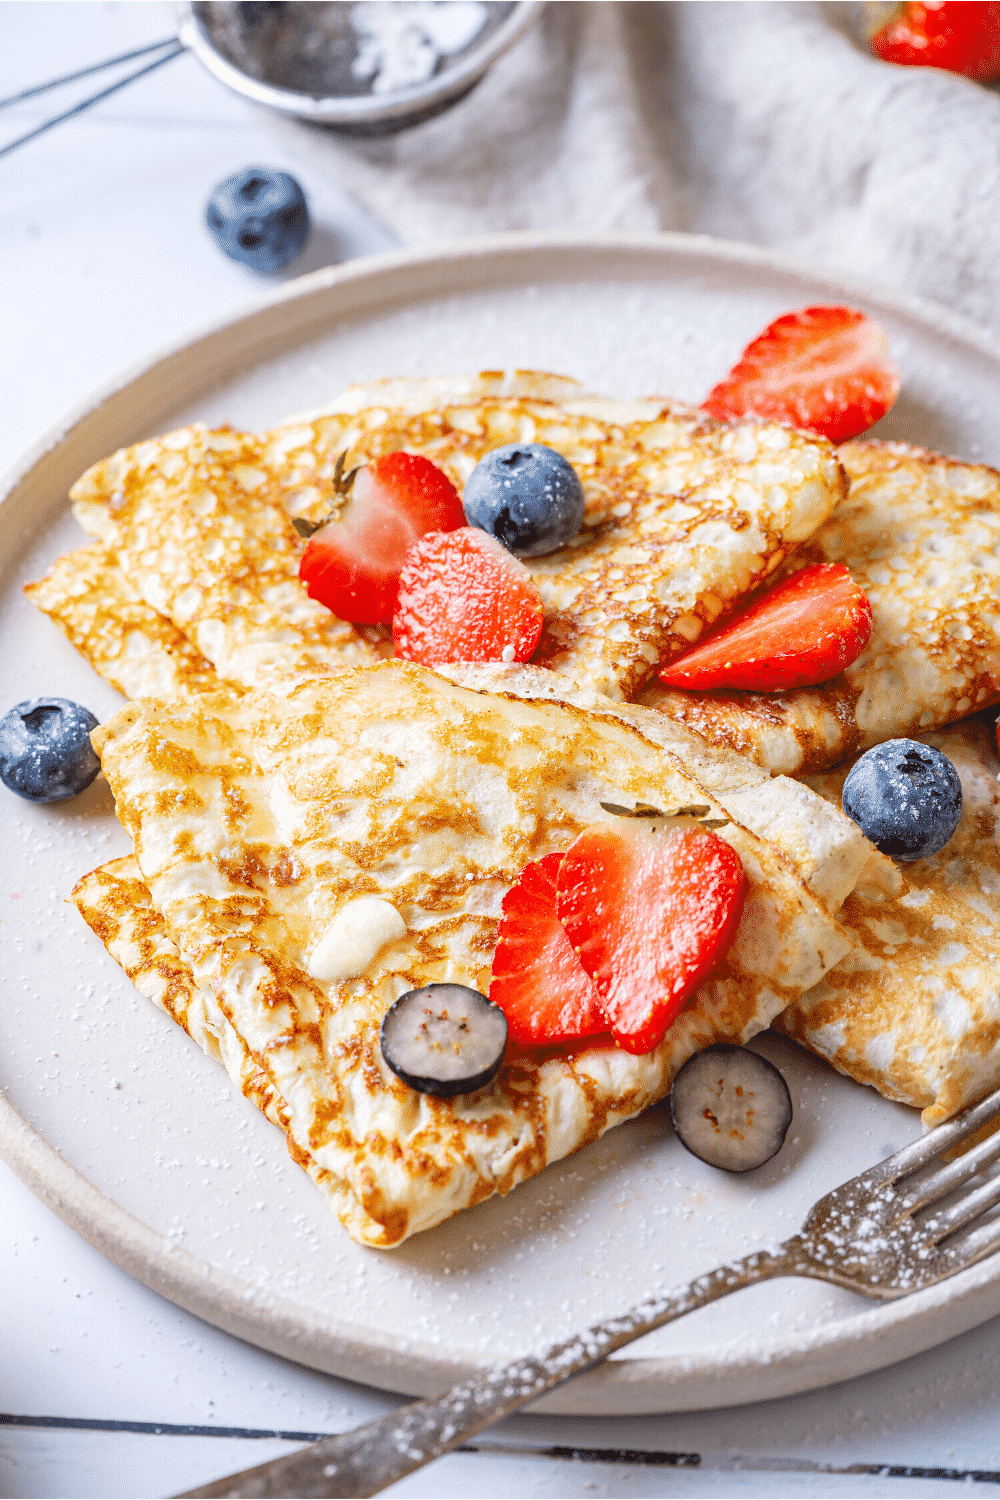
top-left (0, 698), bottom-right (101, 803)
top-left (463, 443), bottom-right (585, 557)
top-left (205, 166), bottom-right (309, 274)
top-left (841, 739), bottom-right (962, 862)
top-left (380, 983), bottom-right (508, 1097)
top-left (670, 1044), bottom-right (792, 1172)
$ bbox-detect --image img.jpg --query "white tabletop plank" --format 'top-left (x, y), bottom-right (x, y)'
top-left (5, 5), bottom-right (1000, 1498)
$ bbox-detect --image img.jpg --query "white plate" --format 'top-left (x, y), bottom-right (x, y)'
top-left (3, 232), bottom-right (1000, 1417)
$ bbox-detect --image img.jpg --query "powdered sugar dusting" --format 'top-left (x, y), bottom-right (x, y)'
top-left (351, 2), bottom-right (487, 94)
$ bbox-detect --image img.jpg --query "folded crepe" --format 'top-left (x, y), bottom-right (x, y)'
top-left (641, 441), bottom-right (1000, 772)
top-left (777, 712), bottom-right (1000, 1127)
top-left (23, 547), bottom-right (227, 703)
top-left (66, 425), bottom-right (391, 688)
top-left (76, 661), bottom-right (875, 1246)
top-left (63, 372), bottom-right (843, 701)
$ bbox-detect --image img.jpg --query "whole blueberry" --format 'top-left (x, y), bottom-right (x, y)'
top-left (0, 698), bottom-right (101, 803)
top-left (463, 443), bottom-right (585, 557)
top-left (205, 167), bottom-right (309, 274)
top-left (841, 739), bottom-right (962, 862)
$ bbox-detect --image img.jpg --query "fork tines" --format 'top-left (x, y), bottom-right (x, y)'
top-left (872, 1080), bottom-right (1000, 1260)
top-left (872, 1079), bottom-right (1000, 1190)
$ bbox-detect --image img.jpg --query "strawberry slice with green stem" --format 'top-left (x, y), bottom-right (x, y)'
top-left (393, 527), bottom-right (544, 666)
top-left (556, 813), bottom-right (746, 1056)
top-left (702, 305), bottom-right (900, 444)
top-left (297, 450), bottom-right (464, 625)
top-left (489, 853), bottom-right (608, 1047)
top-left (657, 563), bottom-right (872, 693)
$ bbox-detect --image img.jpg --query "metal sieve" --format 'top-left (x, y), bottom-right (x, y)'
top-left (1, 2), bottom-right (545, 159)
top-left (179, 2), bottom-right (546, 135)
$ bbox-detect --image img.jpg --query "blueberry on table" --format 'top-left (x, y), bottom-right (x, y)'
top-left (380, 983), bottom-right (508, 1097)
top-left (463, 443), bottom-right (585, 557)
top-left (205, 167), bottom-right (309, 274)
top-left (841, 738), bottom-right (962, 861)
top-left (0, 698), bottom-right (100, 803)
top-left (670, 1044), bottom-right (793, 1173)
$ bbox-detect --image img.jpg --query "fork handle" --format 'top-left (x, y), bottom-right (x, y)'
top-left (177, 1238), bottom-right (801, 1499)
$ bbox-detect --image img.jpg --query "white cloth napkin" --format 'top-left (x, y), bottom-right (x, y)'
top-left (272, 2), bottom-right (1000, 332)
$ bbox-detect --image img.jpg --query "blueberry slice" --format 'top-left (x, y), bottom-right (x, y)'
top-left (381, 983), bottom-right (508, 1097)
top-left (205, 166), bottom-right (309, 274)
top-left (670, 1044), bottom-right (792, 1173)
top-left (841, 738), bottom-right (962, 862)
top-left (0, 698), bottom-right (101, 803)
top-left (463, 443), bottom-right (585, 557)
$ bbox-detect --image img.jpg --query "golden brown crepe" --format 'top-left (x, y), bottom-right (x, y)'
top-left (40, 375), bottom-right (1000, 1232)
top-left (778, 713), bottom-right (1000, 1126)
top-left (24, 546), bottom-right (226, 702)
top-left (65, 373), bottom-right (843, 701)
top-left (77, 661), bottom-right (869, 1246)
top-left (641, 442), bottom-right (1000, 773)
top-left (67, 425), bottom-right (390, 689)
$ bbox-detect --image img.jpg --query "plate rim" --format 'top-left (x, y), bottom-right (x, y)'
top-left (4, 227), bottom-right (999, 516)
top-left (7, 1085), bottom-right (1000, 1416)
top-left (4, 228), bottom-right (1000, 1415)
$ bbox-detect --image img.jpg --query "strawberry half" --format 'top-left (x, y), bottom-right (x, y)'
top-left (393, 527), bottom-right (544, 666)
top-left (556, 817), bottom-right (746, 1056)
top-left (657, 564), bottom-right (873, 693)
top-left (869, 2), bottom-right (1000, 81)
top-left (298, 451), bottom-right (464, 625)
top-left (489, 853), bottom-right (608, 1046)
top-left (702, 306), bottom-right (901, 444)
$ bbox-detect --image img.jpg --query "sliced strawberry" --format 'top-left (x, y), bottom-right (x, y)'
top-left (489, 853), bottom-right (608, 1047)
top-left (393, 527), bottom-right (544, 666)
top-left (298, 451), bottom-right (464, 625)
top-left (869, 2), bottom-right (1000, 81)
top-left (556, 818), bottom-right (746, 1056)
top-left (702, 306), bottom-right (900, 444)
top-left (657, 564), bottom-right (873, 693)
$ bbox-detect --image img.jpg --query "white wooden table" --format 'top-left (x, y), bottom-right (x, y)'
top-left (4, 5), bottom-right (1000, 1497)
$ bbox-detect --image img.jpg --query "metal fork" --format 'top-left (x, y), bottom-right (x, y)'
top-left (178, 1080), bottom-right (1000, 1500)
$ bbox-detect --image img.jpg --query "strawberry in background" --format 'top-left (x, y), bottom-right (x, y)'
top-left (868, 2), bottom-right (1000, 82)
